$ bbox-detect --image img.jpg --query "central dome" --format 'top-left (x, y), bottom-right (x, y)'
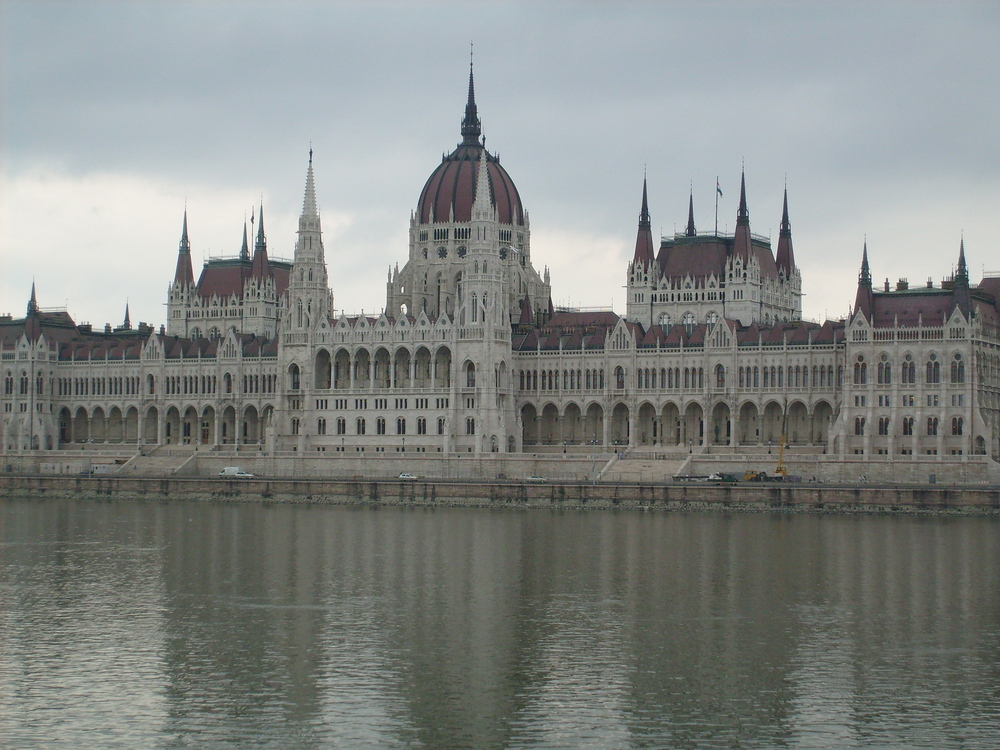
top-left (415, 68), bottom-right (525, 226)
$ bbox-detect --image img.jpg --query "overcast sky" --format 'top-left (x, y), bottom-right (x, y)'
top-left (2, 1), bottom-right (998, 331)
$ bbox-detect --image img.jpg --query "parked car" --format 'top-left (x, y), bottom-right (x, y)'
top-left (398, 472), bottom-right (418, 481)
top-left (219, 467), bottom-right (254, 478)
top-left (526, 475), bottom-right (548, 483)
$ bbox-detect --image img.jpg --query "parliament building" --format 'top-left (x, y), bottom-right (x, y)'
top-left (4, 68), bottom-right (1000, 475)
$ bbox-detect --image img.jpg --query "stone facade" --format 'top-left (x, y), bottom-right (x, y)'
top-left (3, 68), bottom-right (999, 473)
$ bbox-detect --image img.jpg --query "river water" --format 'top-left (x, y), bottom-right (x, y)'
top-left (1, 498), bottom-right (998, 749)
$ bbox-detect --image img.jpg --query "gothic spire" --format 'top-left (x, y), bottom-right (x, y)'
top-left (27, 281), bottom-right (38, 316)
top-left (685, 189), bottom-right (696, 237)
top-left (632, 176), bottom-right (655, 266)
top-left (302, 147), bottom-right (319, 218)
top-left (957, 235), bottom-right (968, 283)
top-left (954, 235), bottom-right (972, 317)
top-left (737, 169), bottom-right (749, 223)
top-left (775, 186), bottom-right (795, 276)
top-left (251, 203), bottom-right (272, 279)
top-left (471, 147), bottom-right (495, 221)
top-left (240, 221), bottom-right (250, 262)
top-left (173, 210), bottom-right (195, 286)
top-left (860, 239), bottom-right (871, 286)
top-left (24, 281), bottom-right (41, 342)
top-left (123, 302), bottom-right (131, 330)
top-left (732, 169), bottom-right (752, 261)
top-left (460, 61), bottom-right (482, 145)
top-left (854, 239), bottom-right (874, 319)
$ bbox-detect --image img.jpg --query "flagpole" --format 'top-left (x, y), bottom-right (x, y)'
top-left (715, 176), bottom-right (719, 236)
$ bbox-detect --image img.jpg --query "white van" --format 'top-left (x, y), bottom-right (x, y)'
top-left (219, 466), bottom-right (254, 478)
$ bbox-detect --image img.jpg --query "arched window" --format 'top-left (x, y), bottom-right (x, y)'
top-left (288, 364), bottom-right (300, 390)
top-left (952, 417), bottom-right (963, 435)
top-left (951, 353), bottom-right (965, 383)
top-left (615, 366), bottom-right (625, 390)
top-left (927, 417), bottom-right (939, 436)
top-left (466, 362), bottom-right (476, 387)
top-left (854, 417), bottom-right (866, 436)
top-left (902, 416), bottom-right (914, 436)
top-left (715, 364), bottom-right (725, 388)
top-left (926, 354), bottom-right (940, 384)
top-left (854, 357), bottom-right (867, 385)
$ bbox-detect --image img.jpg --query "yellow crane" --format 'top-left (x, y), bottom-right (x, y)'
top-left (774, 434), bottom-right (787, 478)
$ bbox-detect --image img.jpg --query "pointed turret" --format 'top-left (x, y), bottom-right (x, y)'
top-left (471, 148), bottom-right (495, 223)
top-left (250, 203), bottom-right (272, 279)
top-left (732, 170), bottom-right (752, 261)
top-left (27, 281), bottom-right (38, 316)
top-left (775, 187), bottom-right (795, 276)
top-left (239, 221), bottom-right (250, 262)
top-left (173, 210), bottom-right (195, 286)
top-left (632, 177), bottom-right (655, 267)
top-left (25, 282), bottom-right (41, 342)
top-left (853, 240), bottom-right (874, 319)
top-left (460, 62), bottom-right (481, 146)
top-left (685, 190), bottom-right (696, 236)
top-left (954, 236), bottom-right (972, 316)
top-left (123, 302), bottom-right (131, 330)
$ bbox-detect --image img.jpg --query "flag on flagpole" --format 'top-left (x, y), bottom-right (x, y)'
top-left (717, 181), bottom-right (723, 197)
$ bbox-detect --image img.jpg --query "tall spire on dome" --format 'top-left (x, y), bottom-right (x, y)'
top-left (173, 209), bottom-right (195, 286)
top-left (685, 189), bottom-right (696, 236)
top-left (854, 239), bottom-right (874, 319)
top-left (123, 302), bottom-right (131, 330)
top-left (632, 176), bottom-right (655, 266)
top-left (460, 56), bottom-right (482, 146)
top-left (27, 281), bottom-right (38, 316)
top-left (775, 186), bottom-right (795, 276)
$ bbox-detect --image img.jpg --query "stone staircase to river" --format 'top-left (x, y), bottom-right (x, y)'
top-left (599, 455), bottom-right (690, 484)
top-left (118, 447), bottom-right (198, 476)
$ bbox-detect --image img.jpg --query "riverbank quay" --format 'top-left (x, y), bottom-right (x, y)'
top-left (3, 474), bottom-right (999, 514)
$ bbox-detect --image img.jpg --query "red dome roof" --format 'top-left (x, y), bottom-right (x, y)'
top-left (416, 66), bottom-right (525, 226)
top-left (416, 145), bottom-right (524, 226)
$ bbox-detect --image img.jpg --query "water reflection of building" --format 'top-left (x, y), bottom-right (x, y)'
top-left (3, 64), bottom-right (1000, 470)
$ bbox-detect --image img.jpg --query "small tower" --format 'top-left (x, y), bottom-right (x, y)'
top-left (625, 177), bottom-right (656, 327)
top-left (167, 210), bottom-right (196, 336)
top-left (242, 203), bottom-right (280, 338)
top-left (285, 149), bottom-right (333, 334)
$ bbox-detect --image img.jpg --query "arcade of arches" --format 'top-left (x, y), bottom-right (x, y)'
top-left (56, 404), bottom-right (274, 448)
top-left (520, 399), bottom-right (834, 449)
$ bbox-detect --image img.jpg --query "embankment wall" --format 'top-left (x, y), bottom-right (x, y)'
top-left (2, 475), bottom-right (999, 514)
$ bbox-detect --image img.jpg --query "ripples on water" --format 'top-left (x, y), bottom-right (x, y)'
top-left (1, 499), bottom-right (998, 749)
